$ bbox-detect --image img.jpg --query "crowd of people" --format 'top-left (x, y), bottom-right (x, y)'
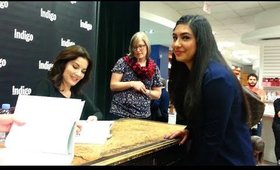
top-left (1, 14), bottom-right (279, 166)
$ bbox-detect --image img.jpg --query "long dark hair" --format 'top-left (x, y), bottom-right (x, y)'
top-left (48, 45), bottom-right (93, 95)
top-left (169, 15), bottom-right (249, 124)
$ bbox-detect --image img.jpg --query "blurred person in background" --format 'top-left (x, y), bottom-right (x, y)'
top-left (251, 135), bottom-right (265, 165)
top-left (151, 77), bottom-right (169, 122)
top-left (245, 73), bottom-right (266, 137)
top-left (273, 98), bottom-right (280, 166)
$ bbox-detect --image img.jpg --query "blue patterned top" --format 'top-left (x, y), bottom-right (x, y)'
top-left (109, 57), bottom-right (162, 118)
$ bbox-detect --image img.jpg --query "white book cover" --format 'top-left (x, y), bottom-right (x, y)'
top-left (0, 95), bottom-right (85, 165)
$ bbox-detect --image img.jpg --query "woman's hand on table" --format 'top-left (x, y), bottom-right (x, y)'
top-left (164, 129), bottom-right (189, 145)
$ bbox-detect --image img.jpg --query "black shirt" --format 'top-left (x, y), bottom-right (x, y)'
top-left (31, 79), bottom-right (102, 120)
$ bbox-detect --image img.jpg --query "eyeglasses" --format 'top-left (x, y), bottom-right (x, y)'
top-left (133, 44), bottom-right (146, 51)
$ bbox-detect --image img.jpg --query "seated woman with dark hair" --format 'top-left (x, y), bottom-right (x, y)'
top-left (32, 45), bottom-right (103, 121)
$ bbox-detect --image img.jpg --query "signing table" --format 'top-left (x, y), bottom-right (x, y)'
top-left (0, 118), bottom-right (186, 165)
top-left (72, 118), bottom-right (185, 165)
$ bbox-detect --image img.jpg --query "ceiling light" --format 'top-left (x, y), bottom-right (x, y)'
top-left (203, 1), bottom-right (211, 14)
top-left (140, 11), bottom-right (175, 29)
top-left (246, 54), bottom-right (257, 59)
top-left (232, 50), bottom-right (249, 55)
top-left (217, 41), bottom-right (235, 49)
top-left (148, 29), bottom-right (154, 34)
top-left (144, 29), bottom-right (154, 34)
top-left (232, 53), bottom-right (241, 60)
top-left (241, 58), bottom-right (252, 64)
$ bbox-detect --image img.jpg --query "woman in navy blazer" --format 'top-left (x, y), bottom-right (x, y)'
top-left (273, 98), bottom-right (280, 165)
top-left (164, 15), bottom-right (255, 165)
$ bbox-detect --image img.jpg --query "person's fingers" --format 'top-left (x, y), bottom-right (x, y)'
top-left (164, 131), bottom-right (180, 139)
top-left (12, 117), bottom-right (26, 126)
top-left (0, 125), bottom-right (10, 132)
top-left (179, 135), bottom-right (187, 145)
top-left (164, 134), bottom-right (171, 139)
top-left (75, 121), bottom-right (82, 135)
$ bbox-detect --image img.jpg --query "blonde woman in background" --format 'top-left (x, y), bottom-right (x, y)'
top-left (109, 32), bottom-right (162, 120)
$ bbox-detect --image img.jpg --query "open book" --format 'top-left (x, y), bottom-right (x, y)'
top-left (0, 95), bottom-right (85, 165)
top-left (75, 120), bottom-right (114, 145)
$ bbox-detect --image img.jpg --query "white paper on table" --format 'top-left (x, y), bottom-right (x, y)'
top-left (75, 120), bottom-right (114, 145)
top-left (2, 95), bottom-right (85, 165)
top-left (0, 148), bottom-right (74, 165)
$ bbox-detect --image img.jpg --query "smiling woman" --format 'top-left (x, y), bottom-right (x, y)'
top-left (31, 45), bottom-right (103, 121)
top-left (164, 14), bottom-right (255, 165)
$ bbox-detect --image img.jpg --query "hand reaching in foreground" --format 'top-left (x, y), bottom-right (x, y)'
top-left (164, 129), bottom-right (189, 145)
top-left (0, 114), bottom-right (25, 133)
